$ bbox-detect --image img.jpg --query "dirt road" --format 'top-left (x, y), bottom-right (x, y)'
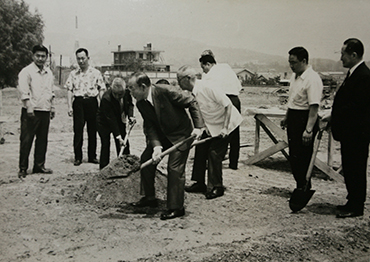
top-left (0, 87), bottom-right (369, 262)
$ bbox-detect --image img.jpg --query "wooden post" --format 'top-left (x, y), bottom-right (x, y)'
top-left (59, 55), bottom-right (62, 85)
top-left (254, 117), bottom-right (260, 155)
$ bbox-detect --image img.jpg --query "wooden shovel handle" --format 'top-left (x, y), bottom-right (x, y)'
top-left (304, 127), bottom-right (325, 185)
top-left (140, 135), bottom-right (195, 169)
top-left (118, 122), bottom-right (136, 158)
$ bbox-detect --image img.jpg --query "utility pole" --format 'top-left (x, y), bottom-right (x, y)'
top-left (59, 55), bottom-right (62, 85)
top-left (74, 16), bottom-right (79, 51)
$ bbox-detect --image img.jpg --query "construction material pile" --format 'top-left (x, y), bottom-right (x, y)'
top-left (77, 154), bottom-right (167, 209)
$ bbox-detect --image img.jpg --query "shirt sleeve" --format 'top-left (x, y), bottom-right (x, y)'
top-left (307, 74), bottom-right (323, 105)
top-left (64, 72), bottom-right (74, 91)
top-left (17, 68), bottom-right (31, 101)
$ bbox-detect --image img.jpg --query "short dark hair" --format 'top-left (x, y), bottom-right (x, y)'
top-left (288, 46), bottom-right (309, 63)
top-left (75, 48), bottom-right (89, 57)
top-left (131, 72), bottom-right (151, 87)
top-left (199, 55), bottom-right (216, 64)
top-left (32, 45), bottom-right (48, 55)
top-left (343, 38), bottom-right (364, 58)
top-left (156, 79), bottom-right (170, 85)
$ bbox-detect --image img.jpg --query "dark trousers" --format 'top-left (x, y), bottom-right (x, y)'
top-left (98, 125), bottom-right (129, 169)
top-left (227, 94), bottom-right (241, 168)
top-left (72, 97), bottom-right (98, 161)
top-left (140, 138), bottom-right (190, 210)
top-left (191, 132), bottom-right (229, 189)
top-left (340, 138), bottom-right (368, 213)
top-left (287, 109), bottom-right (318, 189)
top-left (19, 108), bottom-right (50, 170)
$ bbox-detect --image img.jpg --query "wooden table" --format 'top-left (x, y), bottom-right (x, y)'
top-left (245, 107), bottom-right (343, 182)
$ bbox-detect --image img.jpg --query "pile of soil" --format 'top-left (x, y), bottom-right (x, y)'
top-left (76, 154), bottom-right (167, 209)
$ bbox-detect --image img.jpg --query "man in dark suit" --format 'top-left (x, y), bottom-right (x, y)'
top-left (97, 78), bottom-right (135, 169)
top-left (324, 38), bottom-right (370, 218)
top-left (127, 72), bottom-right (204, 220)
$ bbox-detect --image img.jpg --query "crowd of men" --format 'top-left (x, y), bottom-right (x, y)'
top-left (16, 38), bottom-right (369, 220)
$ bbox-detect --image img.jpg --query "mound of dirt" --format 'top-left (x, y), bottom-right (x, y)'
top-left (76, 154), bottom-right (168, 209)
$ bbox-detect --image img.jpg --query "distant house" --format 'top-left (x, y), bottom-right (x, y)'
top-left (109, 43), bottom-right (170, 72)
top-left (233, 68), bottom-right (256, 82)
top-left (257, 72), bottom-right (280, 85)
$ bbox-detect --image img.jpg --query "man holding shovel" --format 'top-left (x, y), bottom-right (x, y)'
top-left (97, 78), bottom-right (135, 169)
top-left (177, 66), bottom-right (243, 200)
top-left (281, 47), bottom-right (323, 193)
top-left (322, 38), bottom-right (370, 218)
top-left (127, 72), bottom-right (204, 220)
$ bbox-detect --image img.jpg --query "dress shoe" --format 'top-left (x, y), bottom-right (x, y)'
top-left (88, 158), bottom-right (99, 164)
top-left (336, 203), bottom-right (352, 212)
top-left (228, 164), bottom-right (238, 170)
top-left (160, 208), bottom-right (185, 220)
top-left (74, 159), bottom-right (82, 166)
top-left (32, 167), bottom-right (53, 174)
top-left (185, 182), bottom-right (207, 193)
top-left (131, 197), bottom-right (158, 208)
top-left (336, 211), bottom-right (363, 218)
top-left (205, 187), bottom-right (224, 199)
top-left (18, 169), bottom-right (27, 179)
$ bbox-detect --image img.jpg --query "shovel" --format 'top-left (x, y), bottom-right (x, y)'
top-left (106, 135), bottom-right (217, 180)
top-left (103, 121), bottom-right (135, 171)
top-left (118, 121), bottom-right (136, 158)
top-left (289, 126), bottom-right (326, 212)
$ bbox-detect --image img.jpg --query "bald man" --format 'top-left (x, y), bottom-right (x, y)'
top-left (97, 78), bottom-right (135, 169)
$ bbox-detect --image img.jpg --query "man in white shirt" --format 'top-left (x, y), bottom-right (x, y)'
top-left (17, 45), bottom-right (55, 178)
top-left (178, 66), bottom-right (243, 199)
top-left (281, 46), bottom-right (323, 191)
top-left (199, 50), bottom-right (242, 170)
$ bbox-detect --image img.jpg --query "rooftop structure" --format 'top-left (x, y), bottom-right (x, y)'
top-left (111, 43), bottom-right (170, 72)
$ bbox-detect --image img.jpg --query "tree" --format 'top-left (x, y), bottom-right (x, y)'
top-left (0, 0), bottom-right (44, 88)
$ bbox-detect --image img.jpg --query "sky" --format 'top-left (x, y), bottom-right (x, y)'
top-left (23, 0), bottom-right (370, 62)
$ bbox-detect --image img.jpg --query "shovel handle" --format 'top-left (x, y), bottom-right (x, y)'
top-left (118, 122), bottom-right (136, 158)
top-left (304, 127), bottom-right (326, 185)
top-left (140, 135), bottom-right (195, 169)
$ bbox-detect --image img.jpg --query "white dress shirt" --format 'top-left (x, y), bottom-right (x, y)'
top-left (202, 63), bottom-right (242, 95)
top-left (193, 80), bottom-right (242, 137)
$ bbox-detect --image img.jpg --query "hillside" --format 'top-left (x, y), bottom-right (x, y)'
top-left (47, 32), bottom-right (346, 73)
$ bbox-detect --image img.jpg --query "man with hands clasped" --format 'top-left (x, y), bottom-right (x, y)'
top-left (17, 45), bottom-right (55, 178)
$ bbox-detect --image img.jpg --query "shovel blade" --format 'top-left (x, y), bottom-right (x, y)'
top-left (289, 188), bottom-right (315, 212)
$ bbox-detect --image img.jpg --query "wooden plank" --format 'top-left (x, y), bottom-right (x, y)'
top-left (245, 141), bottom-right (288, 165)
top-left (314, 158), bottom-right (344, 183)
top-left (255, 114), bottom-right (288, 142)
top-left (245, 107), bottom-right (286, 117)
top-left (259, 120), bottom-right (290, 161)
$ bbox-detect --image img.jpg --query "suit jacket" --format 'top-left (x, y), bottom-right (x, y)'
top-left (331, 62), bottom-right (370, 142)
top-left (97, 89), bottom-right (134, 137)
top-left (136, 84), bottom-right (205, 150)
